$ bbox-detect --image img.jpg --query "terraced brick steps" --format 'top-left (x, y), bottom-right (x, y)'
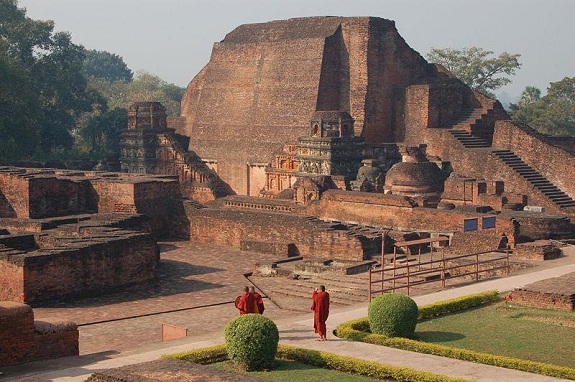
top-left (492, 149), bottom-right (575, 208)
top-left (449, 130), bottom-right (492, 148)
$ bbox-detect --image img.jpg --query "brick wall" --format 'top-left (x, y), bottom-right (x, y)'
top-left (90, 177), bottom-right (185, 238)
top-left (32, 321), bottom-right (79, 362)
top-left (189, 208), bottom-right (367, 261)
top-left (513, 241), bottom-right (562, 260)
top-left (0, 301), bottom-right (79, 367)
top-left (24, 234), bottom-right (158, 304)
top-left (0, 257), bottom-right (25, 303)
top-left (0, 231), bottom-right (159, 304)
top-left (310, 190), bottom-right (515, 247)
top-left (0, 301), bottom-right (34, 366)
top-left (28, 177), bottom-right (93, 218)
top-left (0, 169), bottom-right (30, 218)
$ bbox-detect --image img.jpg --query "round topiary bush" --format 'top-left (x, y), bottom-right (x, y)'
top-left (224, 314), bottom-right (279, 371)
top-left (368, 293), bottom-right (418, 338)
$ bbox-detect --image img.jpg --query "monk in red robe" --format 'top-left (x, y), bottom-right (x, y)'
top-left (249, 286), bottom-right (265, 314)
top-left (235, 286), bottom-right (256, 315)
top-left (311, 285), bottom-right (330, 340)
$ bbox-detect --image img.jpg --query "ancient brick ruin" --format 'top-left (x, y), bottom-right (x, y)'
top-left (2, 15), bottom-right (575, 366)
top-left (0, 167), bottom-right (187, 305)
top-left (115, 19), bottom-right (574, 264)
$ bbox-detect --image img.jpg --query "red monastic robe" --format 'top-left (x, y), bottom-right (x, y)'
top-left (311, 290), bottom-right (330, 336)
top-left (236, 292), bottom-right (256, 315)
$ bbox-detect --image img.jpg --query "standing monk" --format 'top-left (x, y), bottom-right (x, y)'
top-left (311, 285), bottom-right (330, 341)
top-left (235, 286), bottom-right (256, 315)
top-left (249, 286), bottom-right (265, 314)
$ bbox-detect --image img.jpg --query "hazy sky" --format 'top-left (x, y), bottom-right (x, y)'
top-left (17, 0), bottom-right (575, 101)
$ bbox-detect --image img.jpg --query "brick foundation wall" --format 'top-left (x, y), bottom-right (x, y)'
top-left (449, 231), bottom-right (507, 253)
top-left (311, 190), bottom-right (514, 244)
top-left (22, 234), bottom-right (158, 304)
top-left (513, 241), bottom-right (562, 260)
top-left (189, 208), bottom-right (366, 261)
top-left (502, 212), bottom-right (573, 242)
top-left (0, 231), bottom-right (159, 304)
top-left (28, 177), bottom-right (93, 218)
top-left (0, 258), bottom-right (25, 303)
top-left (509, 290), bottom-right (574, 311)
top-left (91, 178), bottom-right (185, 238)
top-left (32, 321), bottom-right (79, 361)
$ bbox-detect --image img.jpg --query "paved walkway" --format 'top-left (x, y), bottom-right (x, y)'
top-left (3, 245), bottom-right (575, 382)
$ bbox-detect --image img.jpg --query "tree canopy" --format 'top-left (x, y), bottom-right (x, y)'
top-left (0, 0), bottom-right (186, 163)
top-left (426, 47), bottom-right (521, 96)
top-left (0, 0), bottom-right (99, 162)
top-left (83, 49), bottom-right (133, 82)
top-left (510, 77), bottom-right (575, 136)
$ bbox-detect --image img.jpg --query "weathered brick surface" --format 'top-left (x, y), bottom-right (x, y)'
top-left (0, 301), bottom-right (34, 366)
top-left (0, 220), bottom-right (159, 304)
top-left (32, 321), bottom-right (79, 361)
top-left (189, 207), bottom-right (367, 261)
top-left (0, 301), bottom-right (79, 367)
top-left (493, 120), bottom-right (575, 200)
top-left (513, 240), bottom-right (562, 260)
top-left (0, 167), bottom-right (184, 238)
top-left (179, 17), bottom-right (432, 194)
top-left (509, 272), bottom-right (575, 310)
top-left (310, 190), bottom-right (514, 243)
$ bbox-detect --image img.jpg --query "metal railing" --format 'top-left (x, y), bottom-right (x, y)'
top-left (368, 248), bottom-right (510, 299)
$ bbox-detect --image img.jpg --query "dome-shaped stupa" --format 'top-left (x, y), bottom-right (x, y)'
top-left (384, 145), bottom-right (445, 198)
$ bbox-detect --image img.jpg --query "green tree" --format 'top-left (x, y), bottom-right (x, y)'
top-left (426, 47), bottom-right (521, 96)
top-left (508, 86), bottom-right (543, 125)
top-left (88, 71), bottom-right (185, 117)
top-left (83, 49), bottom-right (133, 82)
top-left (510, 77), bottom-right (575, 136)
top-left (0, 0), bottom-right (99, 162)
top-left (78, 107), bottom-right (127, 156)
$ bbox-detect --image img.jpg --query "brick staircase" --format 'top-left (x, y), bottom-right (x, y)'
top-left (447, 103), bottom-right (497, 148)
top-left (451, 107), bottom-right (486, 130)
top-left (492, 149), bottom-right (575, 209)
top-left (449, 130), bottom-right (491, 148)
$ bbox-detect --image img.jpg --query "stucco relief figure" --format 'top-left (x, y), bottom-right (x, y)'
top-left (311, 161), bottom-right (320, 173)
top-left (322, 161), bottom-right (331, 175)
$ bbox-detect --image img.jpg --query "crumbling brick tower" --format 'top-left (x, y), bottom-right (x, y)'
top-left (172, 17), bottom-right (443, 196)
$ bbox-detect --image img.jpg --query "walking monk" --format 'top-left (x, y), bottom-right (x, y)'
top-left (311, 285), bottom-right (330, 340)
top-left (235, 286), bottom-right (256, 315)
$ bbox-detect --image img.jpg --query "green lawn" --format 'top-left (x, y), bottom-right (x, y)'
top-left (415, 301), bottom-right (575, 368)
top-left (212, 360), bottom-right (383, 382)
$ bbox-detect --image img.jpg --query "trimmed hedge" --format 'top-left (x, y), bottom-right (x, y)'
top-left (368, 293), bottom-right (418, 337)
top-left (164, 344), bottom-right (467, 382)
top-left (163, 344), bottom-right (228, 364)
top-left (224, 314), bottom-right (279, 371)
top-left (418, 290), bottom-right (500, 320)
top-left (334, 290), bottom-right (575, 381)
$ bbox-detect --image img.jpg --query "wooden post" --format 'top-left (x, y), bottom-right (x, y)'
top-left (368, 267), bottom-right (372, 301)
top-left (475, 253), bottom-right (479, 280)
